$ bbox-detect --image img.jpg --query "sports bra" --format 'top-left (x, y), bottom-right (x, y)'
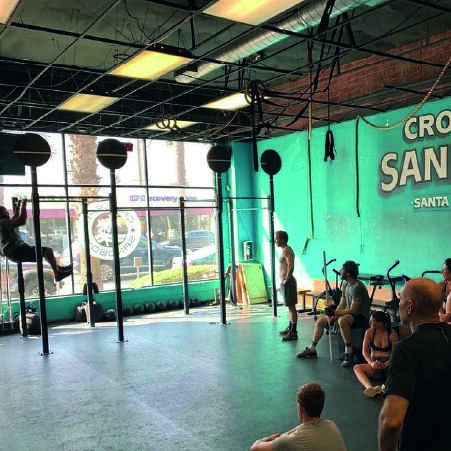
top-left (370, 329), bottom-right (392, 352)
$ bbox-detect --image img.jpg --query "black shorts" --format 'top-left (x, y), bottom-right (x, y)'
top-left (351, 313), bottom-right (369, 329)
top-left (6, 242), bottom-right (38, 263)
top-left (282, 276), bottom-right (297, 307)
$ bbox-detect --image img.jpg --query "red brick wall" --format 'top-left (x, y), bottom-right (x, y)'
top-left (269, 30), bottom-right (451, 130)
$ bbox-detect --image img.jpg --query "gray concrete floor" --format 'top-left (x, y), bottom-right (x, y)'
top-left (0, 305), bottom-right (382, 451)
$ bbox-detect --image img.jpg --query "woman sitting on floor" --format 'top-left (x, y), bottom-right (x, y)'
top-left (353, 311), bottom-right (399, 398)
top-left (439, 258), bottom-right (451, 323)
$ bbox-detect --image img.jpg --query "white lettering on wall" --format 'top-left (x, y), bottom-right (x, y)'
top-left (380, 152), bottom-right (399, 192)
top-left (399, 150), bottom-right (422, 187)
top-left (424, 146), bottom-right (448, 181)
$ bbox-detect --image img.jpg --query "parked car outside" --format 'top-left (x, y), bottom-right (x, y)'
top-left (66, 237), bottom-right (181, 281)
top-left (172, 244), bottom-right (217, 268)
top-left (169, 230), bottom-right (215, 251)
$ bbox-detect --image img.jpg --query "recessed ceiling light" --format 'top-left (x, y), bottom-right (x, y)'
top-left (204, 0), bottom-right (302, 25)
top-left (202, 93), bottom-right (249, 111)
top-left (109, 47), bottom-right (193, 81)
top-left (0, 0), bottom-right (20, 24)
top-left (56, 93), bottom-right (118, 113)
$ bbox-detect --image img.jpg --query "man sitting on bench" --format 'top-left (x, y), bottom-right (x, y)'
top-left (296, 260), bottom-right (371, 367)
top-left (0, 199), bottom-right (72, 283)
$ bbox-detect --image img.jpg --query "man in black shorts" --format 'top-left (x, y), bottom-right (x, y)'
top-left (379, 278), bottom-right (451, 451)
top-left (0, 199), bottom-right (72, 282)
top-left (276, 231), bottom-right (298, 341)
top-left (297, 260), bottom-right (370, 366)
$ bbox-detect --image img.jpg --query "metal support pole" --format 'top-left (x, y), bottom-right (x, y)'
top-left (143, 139), bottom-right (155, 286)
top-left (216, 173), bottom-right (227, 325)
top-left (179, 197), bottom-right (189, 315)
top-left (62, 133), bottom-right (75, 294)
top-left (269, 176), bottom-right (277, 317)
top-left (110, 170), bottom-right (124, 342)
top-left (31, 167), bottom-right (49, 355)
top-left (17, 262), bottom-right (27, 336)
top-left (227, 198), bottom-right (237, 305)
top-left (82, 198), bottom-right (95, 327)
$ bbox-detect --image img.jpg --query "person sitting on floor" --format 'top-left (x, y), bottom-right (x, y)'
top-left (250, 382), bottom-right (347, 451)
top-left (296, 260), bottom-right (371, 367)
top-left (439, 258), bottom-right (451, 323)
top-left (353, 311), bottom-right (399, 398)
top-left (0, 199), bottom-right (72, 282)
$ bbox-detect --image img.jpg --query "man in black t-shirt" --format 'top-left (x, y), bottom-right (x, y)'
top-left (379, 278), bottom-right (451, 451)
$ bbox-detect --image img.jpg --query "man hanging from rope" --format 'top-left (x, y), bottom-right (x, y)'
top-left (0, 199), bottom-right (72, 283)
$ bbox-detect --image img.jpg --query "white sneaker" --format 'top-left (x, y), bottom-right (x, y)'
top-left (364, 385), bottom-right (383, 398)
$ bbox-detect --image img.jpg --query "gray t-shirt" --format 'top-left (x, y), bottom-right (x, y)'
top-left (272, 419), bottom-right (347, 451)
top-left (342, 279), bottom-right (371, 319)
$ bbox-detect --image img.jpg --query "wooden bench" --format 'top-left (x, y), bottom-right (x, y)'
top-left (296, 289), bottom-right (311, 313)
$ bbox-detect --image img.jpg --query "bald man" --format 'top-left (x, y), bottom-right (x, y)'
top-left (378, 278), bottom-right (451, 451)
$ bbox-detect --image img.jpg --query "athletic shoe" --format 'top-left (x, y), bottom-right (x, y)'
top-left (55, 268), bottom-right (73, 282)
top-left (296, 347), bottom-right (317, 358)
top-left (282, 331), bottom-right (298, 341)
top-left (57, 264), bottom-right (73, 272)
top-left (364, 385), bottom-right (383, 398)
top-left (279, 325), bottom-right (291, 336)
top-left (341, 353), bottom-right (353, 368)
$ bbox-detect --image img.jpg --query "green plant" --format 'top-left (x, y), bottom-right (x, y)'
top-left (129, 264), bottom-right (217, 288)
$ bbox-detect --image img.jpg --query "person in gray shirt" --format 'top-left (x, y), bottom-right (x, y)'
top-left (250, 383), bottom-right (347, 451)
top-left (297, 260), bottom-right (371, 367)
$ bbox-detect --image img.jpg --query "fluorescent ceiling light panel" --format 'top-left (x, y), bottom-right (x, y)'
top-left (203, 93), bottom-right (249, 111)
top-left (145, 120), bottom-right (198, 131)
top-left (204, 0), bottom-right (302, 25)
top-left (110, 50), bottom-right (192, 80)
top-left (56, 93), bottom-right (118, 113)
top-left (0, 0), bottom-right (20, 24)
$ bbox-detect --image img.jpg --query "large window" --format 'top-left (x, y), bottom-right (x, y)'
top-left (0, 132), bottom-right (216, 301)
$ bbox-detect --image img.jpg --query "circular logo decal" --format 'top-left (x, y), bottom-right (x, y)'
top-left (87, 202), bottom-right (141, 260)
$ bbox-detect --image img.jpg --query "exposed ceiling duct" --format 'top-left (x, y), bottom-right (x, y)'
top-left (175, 0), bottom-right (384, 83)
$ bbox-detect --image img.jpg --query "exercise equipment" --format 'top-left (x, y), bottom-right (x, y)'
top-left (133, 304), bottom-right (144, 315)
top-left (207, 143), bottom-right (231, 325)
top-left (21, 311), bottom-right (41, 336)
top-left (96, 138), bottom-right (128, 342)
top-left (74, 305), bottom-right (85, 322)
top-left (13, 133), bottom-right (51, 354)
top-left (323, 251), bottom-right (334, 361)
top-left (145, 302), bottom-right (156, 313)
top-left (104, 309), bottom-right (116, 321)
top-left (260, 149), bottom-right (282, 317)
top-left (156, 301), bottom-right (167, 312)
top-left (123, 305), bottom-right (133, 316)
top-left (82, 301), bottom-right (104, 323)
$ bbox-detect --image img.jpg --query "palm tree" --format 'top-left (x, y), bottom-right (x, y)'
top-left (67, 134), bottom-right (103, 289)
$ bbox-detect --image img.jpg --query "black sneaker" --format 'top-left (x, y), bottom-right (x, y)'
top-left (296, 347), bottom-right (317, 358)
top-left (58, 264), bottom-right (73, 272)
top-left (279, 325), bottom-right (291, 336)
top-left (341, 353), bottom-right (353, 368)
top-left (282, 331), bottom-right (298, 341)
top-left (55, 268), bottom-right (73, 282)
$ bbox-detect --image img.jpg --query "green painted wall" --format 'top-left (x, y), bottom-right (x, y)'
top-left (4, 280), bottom-right (218, 322)
top-left (231, 98), bottom-right (450, 290)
